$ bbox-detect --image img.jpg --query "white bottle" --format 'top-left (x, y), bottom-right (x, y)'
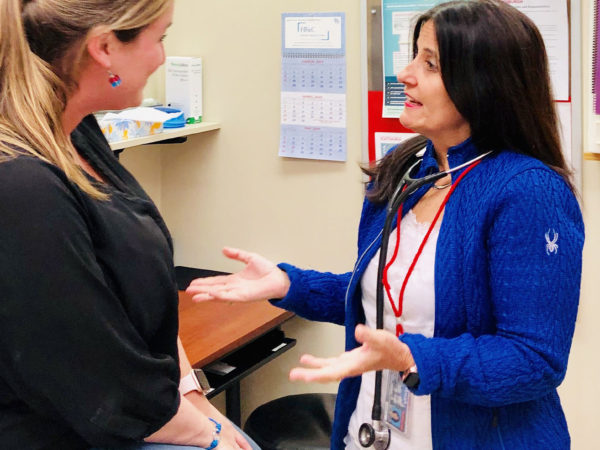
top-left (165, 56), bottom-right (203, 124)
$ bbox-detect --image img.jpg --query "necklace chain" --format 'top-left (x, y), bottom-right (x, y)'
top-left (432, 181), bottom-right (452, 190)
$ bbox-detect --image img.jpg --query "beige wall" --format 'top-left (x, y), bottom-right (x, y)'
top-left (555, 1), bottom-right (600, 448)
top-left (123, 0), bottom-right (361, 421)
top-left (121, 0), bottom-right (600, 446)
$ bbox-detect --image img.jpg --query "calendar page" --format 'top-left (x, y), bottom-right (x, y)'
top-left (279, 13), bottom-right (347, 161)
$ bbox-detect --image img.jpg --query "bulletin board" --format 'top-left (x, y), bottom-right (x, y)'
top-left (585, 0), bottom-right (600, 158)
top-left (360, 0), bottom-right (582, 191)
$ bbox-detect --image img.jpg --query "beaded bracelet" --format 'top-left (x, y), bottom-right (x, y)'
top-left (205, 417), bottom-right (222, 450)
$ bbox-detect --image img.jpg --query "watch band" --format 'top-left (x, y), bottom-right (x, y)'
top-left (179, 369), bottom-right (213, 395)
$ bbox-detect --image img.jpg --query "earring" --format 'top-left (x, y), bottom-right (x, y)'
top-left (108, 70), bottom-right (121, 88)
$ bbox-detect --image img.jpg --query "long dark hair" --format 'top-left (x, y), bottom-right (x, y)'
top-left (364, 0), bottom-right (572, 203)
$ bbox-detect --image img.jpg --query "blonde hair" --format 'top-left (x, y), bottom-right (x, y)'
top-left (0, 0), bottom-right (171, 198)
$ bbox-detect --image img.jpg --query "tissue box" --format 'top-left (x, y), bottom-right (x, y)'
top-left (97, 107), bottom-right (183, 143)
top-left (99, 119), bottom-right (163, 143)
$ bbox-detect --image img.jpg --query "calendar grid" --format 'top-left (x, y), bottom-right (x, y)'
top-left (279, 12), bottom-right (347, 161)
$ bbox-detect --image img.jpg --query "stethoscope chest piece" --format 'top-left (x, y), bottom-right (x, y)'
top-left (359, 421), bottom-right (390, 449)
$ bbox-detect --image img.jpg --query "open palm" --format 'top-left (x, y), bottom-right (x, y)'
top-left (186, 247), bottom-right (290, 303)
top-left (288, 325), bottom-right (413, 383)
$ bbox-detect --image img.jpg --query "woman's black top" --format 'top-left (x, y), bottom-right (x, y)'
top-left (0, 115), bottom-right (181, 449)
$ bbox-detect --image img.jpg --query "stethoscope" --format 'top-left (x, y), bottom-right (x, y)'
top-left (358, 149), bottom-right (492, 449)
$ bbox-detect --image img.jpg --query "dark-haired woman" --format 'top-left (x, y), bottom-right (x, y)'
top-left (186, 1), bottom-right (584, 448)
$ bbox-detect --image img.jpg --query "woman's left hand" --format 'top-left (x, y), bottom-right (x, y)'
top-left (289, 324), bottom-right (415, 383)
top-left (221, 419), bottom-right (252, 450)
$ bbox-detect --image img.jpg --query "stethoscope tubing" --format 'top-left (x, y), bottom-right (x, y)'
top-left (371, 164), bottom-right (448, 422)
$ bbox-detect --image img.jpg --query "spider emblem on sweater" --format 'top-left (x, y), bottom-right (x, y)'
top-left (545, 229), bottom-right (559, 255)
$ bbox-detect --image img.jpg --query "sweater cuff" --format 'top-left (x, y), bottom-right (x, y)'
top-left (398, 333), bottom-right (441, 396)
top-left (268, 262), bottom-right (309, 311)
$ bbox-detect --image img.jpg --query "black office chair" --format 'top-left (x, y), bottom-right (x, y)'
top-left (243, 393), bottom-right (336, 450)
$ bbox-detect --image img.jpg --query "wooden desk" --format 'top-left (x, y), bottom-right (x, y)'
top-left (179, 291), bottom-right (294, 367)
top-left (178, 290), bottom-right (295, 425)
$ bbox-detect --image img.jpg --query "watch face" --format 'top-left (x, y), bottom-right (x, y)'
top-left (403, 372), bottom-right (420, 389)
top-left (193, 369), bottom-right (213, 393)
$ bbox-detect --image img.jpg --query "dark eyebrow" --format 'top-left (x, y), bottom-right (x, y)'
top-left (422, 48), bottom-right (438, 59)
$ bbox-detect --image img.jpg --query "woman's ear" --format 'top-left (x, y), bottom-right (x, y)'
top-left (85, 27), bottom-right (116, 69)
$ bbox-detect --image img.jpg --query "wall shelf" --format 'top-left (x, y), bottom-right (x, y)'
top-left (109, 121), bottom-right (221, 151)
top-left (584, 152), bottom-right (600, 161)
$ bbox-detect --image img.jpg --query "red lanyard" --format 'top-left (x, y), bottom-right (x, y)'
top-left (382, 160), bottom-right (483, 337)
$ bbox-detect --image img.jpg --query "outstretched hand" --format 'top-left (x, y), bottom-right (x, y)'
top-left (289, 325), bottom-right (414, 383)
top-left (186, 247), bottom-right (290, 303)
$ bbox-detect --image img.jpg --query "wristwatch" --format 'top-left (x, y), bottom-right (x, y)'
top-left (401, 365), bottom-right (420, 389)
top-left (179, 368), bottom-right (213, 395)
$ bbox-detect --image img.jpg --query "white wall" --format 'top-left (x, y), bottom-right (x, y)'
top-left (121, 0), bottom-right (600, 445)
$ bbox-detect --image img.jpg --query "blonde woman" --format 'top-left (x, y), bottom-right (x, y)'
top-left (0, 1), bottom-right (254, 449)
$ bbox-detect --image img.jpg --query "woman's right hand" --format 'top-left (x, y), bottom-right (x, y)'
top-left (186, 247), bottom-right (290, 303)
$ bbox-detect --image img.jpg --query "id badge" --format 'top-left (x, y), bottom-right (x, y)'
top-left (385, 370), bottom-right (411, 434)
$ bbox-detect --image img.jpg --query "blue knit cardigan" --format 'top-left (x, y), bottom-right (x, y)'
top-left (273, 139), bottom-right (584, 449)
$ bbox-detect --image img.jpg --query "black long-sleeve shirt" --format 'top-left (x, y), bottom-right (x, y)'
top-left (0, 116), bottom-right (181, 449)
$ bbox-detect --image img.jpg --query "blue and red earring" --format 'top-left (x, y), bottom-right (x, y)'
top-left (108, 70), bottom-right (121, 88)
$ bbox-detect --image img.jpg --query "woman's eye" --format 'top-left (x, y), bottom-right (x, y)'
top-left (160, 34), bottom-right (167, 42)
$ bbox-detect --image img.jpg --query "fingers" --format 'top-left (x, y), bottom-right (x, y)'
top-left (289, 360), bottom-right (348, 382)
top-left (298, 353), bottom-right (332, 368)
top-left (354, 323), bottom-right (371, 344)
top-left (354, 324), bottom-right (390, 347)
top-left (188, 292), bottom-right (214, 303)
top-left (219, 425), bottom-right (244, 450)
top-left (222, 246), bottom-right (254, 264)
top-left (234, 432), bottom-right (252, 450)
top-left (185, 282), bottom-right (222, 302)
top-left (186, 247), bottom-right (254, 289)
top-left (188, 274), bottom-right (232, 287)
top-left (220, 439), bottom-right (243, 450)
top-left (186, 278), bottom-right (240, 301)
top-left (188, 287), bottom-right (245, 303)
top-left (289, 353), bottom-right (346, 383)
top-left (186, 282), bottom-right (223, 295)
top-left (221, 421), bottom-right (251, 450)
top-left (289, 366), bottom-right (339, 383)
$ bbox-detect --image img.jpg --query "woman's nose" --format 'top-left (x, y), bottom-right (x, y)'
top-left (397, 61), bottom-right (416, 86)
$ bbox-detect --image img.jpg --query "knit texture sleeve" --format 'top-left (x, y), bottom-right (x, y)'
top-left (399, 168), bottom-right (584, 406)
top-left (0, 158), bottom-right (180, 445)
top-left (269, 263), bottom-right (350, 325)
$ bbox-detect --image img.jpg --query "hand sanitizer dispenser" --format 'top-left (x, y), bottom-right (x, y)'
top-left (165, 56), bottom-right (203, 124)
